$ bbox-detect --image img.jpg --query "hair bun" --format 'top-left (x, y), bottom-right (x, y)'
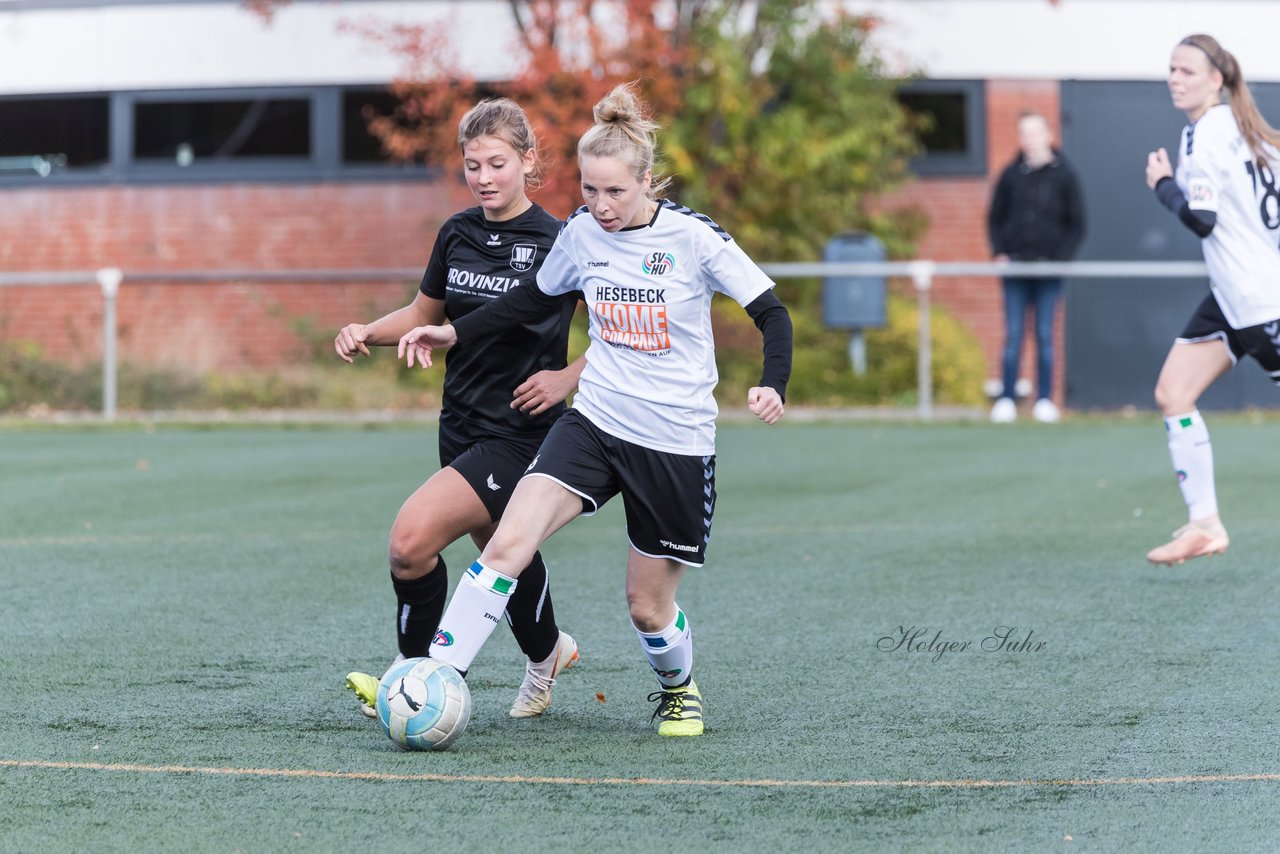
top-left (593, 87), bottom-right (642, 126)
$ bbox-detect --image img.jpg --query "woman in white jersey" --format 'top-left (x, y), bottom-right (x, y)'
top-left (399, 83), bottom-right (793, 736)
top-left (1144, 34), bottom-right (1280, 565)
top-left (333, 98), bottom-right (584, 720)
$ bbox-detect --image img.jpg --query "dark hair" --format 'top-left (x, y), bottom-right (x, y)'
top-left (1180, 34), bottom-right (1280, 166)
top-left (457, 98), bottom-right (543, 188)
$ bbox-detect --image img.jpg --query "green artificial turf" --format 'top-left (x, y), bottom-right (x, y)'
top-left (1, 418), bottom-right (1278, 851)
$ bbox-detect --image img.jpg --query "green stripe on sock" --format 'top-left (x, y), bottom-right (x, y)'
top-left (675, 610), bottom-right (685, 632)
top-left (1179, 416), bottom-right (1194, 429)
top-left (492, 577), bottom-right (513, 595)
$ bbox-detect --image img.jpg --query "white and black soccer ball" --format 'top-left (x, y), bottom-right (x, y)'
top-left (376, 657), bottom-right (472, 751)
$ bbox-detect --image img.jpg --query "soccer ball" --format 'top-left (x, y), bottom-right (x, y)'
top-left (376, 657), bottom-right (472, 751)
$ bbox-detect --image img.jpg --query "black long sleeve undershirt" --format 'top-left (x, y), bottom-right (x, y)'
top-left (1155, 176), bottom-right (1217, 238)
top-left (449, 282), bottom-right (564, 342)
top-left (744, 290), bottom-right (793, 402)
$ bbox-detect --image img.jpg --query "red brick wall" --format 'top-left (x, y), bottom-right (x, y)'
top-left (1, 79), bottom-right (1069, 402)
top-left (0, 183), bottom-right (454, 370)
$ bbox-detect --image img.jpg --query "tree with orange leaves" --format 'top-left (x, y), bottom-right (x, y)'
top-left (346, 0), bottom-right (690, 217)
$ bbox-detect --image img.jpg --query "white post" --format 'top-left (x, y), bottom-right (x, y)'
top-left (96, 268), bottom-right (123, 421)
top-left (848, 329), bottom-right (867, 376)
top-left (909, 261), bottom-right (935, 421)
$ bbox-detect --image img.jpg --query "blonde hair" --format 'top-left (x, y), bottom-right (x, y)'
top-left (457, 98), bottom-right (543, 188)
top-left (578, 83), bottom-right (670, 199)
top-left (1181, 34), bottom-right (1280, 166)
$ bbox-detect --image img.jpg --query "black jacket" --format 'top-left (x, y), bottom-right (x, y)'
top-left (987, 151), bottom-right (1085, 261)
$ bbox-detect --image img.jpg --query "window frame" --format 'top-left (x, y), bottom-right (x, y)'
top-left (0, 84), bottom-right (437, 187)
top-left (0, 90), bottom-right (114, 183)
top-left (898, 79), bottom-right (988, 177)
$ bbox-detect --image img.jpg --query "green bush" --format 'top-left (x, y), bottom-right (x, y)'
top-left (0, 341), bottom-right (442, 414)
top-left (0, 342), bottom-right (102, 412)
top-left (714, 292), bottom-right (986, 408)
top-left (1, 291), bottom-right (985, 413)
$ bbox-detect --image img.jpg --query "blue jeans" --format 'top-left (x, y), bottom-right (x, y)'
top-left (1000, 276), bottom-right (1063, 400)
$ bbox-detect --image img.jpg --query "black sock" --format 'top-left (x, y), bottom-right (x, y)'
top-left (505, 551), bottom-right (559, 662)
top-left (391, 555), bottom-right (448, 658)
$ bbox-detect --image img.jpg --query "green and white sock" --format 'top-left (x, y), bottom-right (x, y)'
top-left (429, 561), bottom-right (517, 674)
top-left (1165, 410), bottom-right (1218, 520)
top-left (634, 607), bottom-right (693, 689)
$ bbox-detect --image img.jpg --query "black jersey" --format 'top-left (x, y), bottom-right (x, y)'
top-left (420, 204), bottom-right (576, 439)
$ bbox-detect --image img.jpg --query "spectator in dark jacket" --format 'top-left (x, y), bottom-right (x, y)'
top-left (987, 111), bottom-right (1085, 423)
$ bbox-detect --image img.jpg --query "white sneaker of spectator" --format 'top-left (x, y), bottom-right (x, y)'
top-left (1032, 398), bottom-right (1061, 423)
top-left (990, 397), bottom-right (1017, 423)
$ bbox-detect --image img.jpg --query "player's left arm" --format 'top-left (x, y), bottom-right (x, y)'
top-left (744, 290), bottom-right (792, 425)
top-left (703, 234), bottom-right (793, 425)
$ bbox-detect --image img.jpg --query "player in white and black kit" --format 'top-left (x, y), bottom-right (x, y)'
top-left (334, 99), bottom-right (583, 719)
top-left (399, 83), bottom-right (792, 736)
top-left (1144, 34), bottom-right (1280, 566)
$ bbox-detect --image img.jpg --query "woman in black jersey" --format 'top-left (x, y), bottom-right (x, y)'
top-left (334, 98), bottom-right (584, 719)
top-left (399, 84), bottom-right (792, 737)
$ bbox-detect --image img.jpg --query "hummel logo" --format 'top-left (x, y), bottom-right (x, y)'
top-left (487, 233), bottom-right (501, 246)
top-left (587, 260), bottom-right (610, 268)
top-left (660, 539), bottom-right (700, 553)
top-left (487, 473), bottom-right (501, 491)
top-left (525, 454), bottom-right (540, 473)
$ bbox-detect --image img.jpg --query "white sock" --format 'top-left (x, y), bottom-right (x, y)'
top-left (429, 561), bottom-right (517, 674)
top-left (1164, 410), bottom-right (1218, 521)
top-left (634, 607), bottom-right (693, 689)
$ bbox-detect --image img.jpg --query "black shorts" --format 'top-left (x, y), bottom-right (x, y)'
top-left (1178, 294), bottom-right (1280, 382)
top-left (524, 410), bottom-right (717, 566)
top-left (438, 412), bottom-right (546, 523)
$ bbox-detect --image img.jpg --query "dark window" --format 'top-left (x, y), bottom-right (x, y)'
top-left (0, 87), bottom-right (444, 185)
top-left (342, 88), bottom-right (411, 165)
top-left (899, 91), bottom-right (968, 153)
top-left (133, 98), bottom-right (310, 163)
top-left (341, 86), bottom-right (475, 168)
top-left (0, 96), bottom-right (109, 174)
top-left (897, 80), bottom-right (986, 176)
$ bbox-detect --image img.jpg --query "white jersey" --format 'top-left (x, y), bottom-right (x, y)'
top-left (1176, 103), bottom-right (1280, 328)
top-left (536, 199), bottom-right (775, 455)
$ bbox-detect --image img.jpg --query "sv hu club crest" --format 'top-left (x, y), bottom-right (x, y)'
top-left (643, 251), bottom-right (675, 275)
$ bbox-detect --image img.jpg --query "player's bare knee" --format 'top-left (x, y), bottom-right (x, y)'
top-left (626, 597), bottom-right (669, 632)
top-left (477, 526), bottom-right (529, 571)
top-left (1154, 380), bottom-right (1193, 416)
top-left (387, 530), bottom-right (440, 581)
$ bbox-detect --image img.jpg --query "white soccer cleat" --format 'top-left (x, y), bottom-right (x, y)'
top-left (1032, 398), bottom-right (1061, 423)
top-left (990, 397), bottom-right (1017, 423)
top-left (509, 631), bottom-right (579, 718)
top-left (1146, 518), bottom-right (1229, 566)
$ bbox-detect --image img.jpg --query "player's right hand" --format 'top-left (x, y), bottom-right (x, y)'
top-left (398, 325), bottom-right (457, 369)
top-left (334, 323), bottom-right (370, 364)
top-left (1145, 147), bottom-right (1172, 189)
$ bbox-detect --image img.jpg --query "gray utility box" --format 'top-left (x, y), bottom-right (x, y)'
top-left (822, 232), bottom-right (887, 329)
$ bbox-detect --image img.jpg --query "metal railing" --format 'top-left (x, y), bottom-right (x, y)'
top-left (0, 261), bottom-right (1210, 421)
